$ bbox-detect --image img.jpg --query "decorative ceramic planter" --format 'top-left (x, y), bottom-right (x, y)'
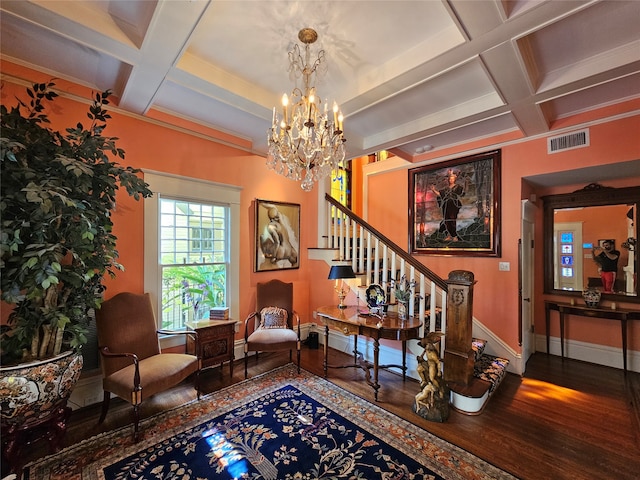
top-left (1, 350), bottom-right (83, 474)
top-left (582, 288), bottom-right (601, 308)
top-left (0, 350), bottom-right (83, 427)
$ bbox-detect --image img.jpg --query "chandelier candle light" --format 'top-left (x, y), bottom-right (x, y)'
top-left (267, 28), bottom-right (346, 192)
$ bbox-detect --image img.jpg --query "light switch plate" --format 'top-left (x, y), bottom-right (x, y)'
top-left (499, 262), bottom-right (510, 271)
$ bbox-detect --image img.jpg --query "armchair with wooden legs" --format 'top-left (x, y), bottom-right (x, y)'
top-left (244, 279), bottom-right (301, 377)
top-left (95, 292), bottom-right (201, 441)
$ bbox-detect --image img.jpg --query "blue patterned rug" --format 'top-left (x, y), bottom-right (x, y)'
top-left (25, 364), bottom-right (516, 479)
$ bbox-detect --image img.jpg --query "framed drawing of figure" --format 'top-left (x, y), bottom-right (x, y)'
top-left (409, 150), bottom-right (501, 257)
top-left (255, 199), bottom-right (300, 271)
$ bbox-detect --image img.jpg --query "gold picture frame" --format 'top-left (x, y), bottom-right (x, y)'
top-left (255, 199), bottom-right (300, 272)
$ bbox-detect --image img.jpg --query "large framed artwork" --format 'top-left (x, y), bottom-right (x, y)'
top-left (255, 199), bottom-right (300, 272)
top-left (409, 150), bottom-right (501, 257)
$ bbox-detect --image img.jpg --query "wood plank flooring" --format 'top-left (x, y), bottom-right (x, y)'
top-left (16, 348), bottom-right (640, 480)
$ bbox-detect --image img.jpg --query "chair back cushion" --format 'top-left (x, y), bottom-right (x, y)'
top-left (260, 306), bottom-right (288, 329)
top-left (96, 292), bottom-right (161, 377)
top-left (256, 279), bottom-right (294, 329)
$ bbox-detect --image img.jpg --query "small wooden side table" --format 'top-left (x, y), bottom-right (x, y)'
top-left (186, 319), bottom-right (237, 376)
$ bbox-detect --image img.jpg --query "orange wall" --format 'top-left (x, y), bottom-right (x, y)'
top-left (0, 64), bottom-right (319, 335)
top-left (364, 114), bottom-right (640, 355)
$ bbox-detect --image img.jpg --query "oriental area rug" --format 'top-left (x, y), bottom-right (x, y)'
top-left (24, 364), bottom-right (516, 480)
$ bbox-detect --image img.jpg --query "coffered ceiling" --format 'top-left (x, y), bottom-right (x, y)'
top-left (1, 0), bottom-right (639, 163)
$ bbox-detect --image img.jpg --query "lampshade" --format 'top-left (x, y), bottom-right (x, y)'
top-left (328, 265), bottom-right (356, 280)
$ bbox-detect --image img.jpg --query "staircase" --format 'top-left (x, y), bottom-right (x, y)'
top-left (313, 194), bottom-right (509, 414)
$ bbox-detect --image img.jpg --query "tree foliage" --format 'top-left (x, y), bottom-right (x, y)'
top-left (1, 82), bottom-right (153, 363)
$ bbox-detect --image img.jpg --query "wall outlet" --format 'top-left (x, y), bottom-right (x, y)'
top-left (499, 261), bottom-right (510, 271)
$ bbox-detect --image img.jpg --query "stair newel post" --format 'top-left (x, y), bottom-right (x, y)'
top-left (443, 270), bottom-right (477, 386)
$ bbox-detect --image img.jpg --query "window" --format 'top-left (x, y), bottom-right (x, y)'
top-left (144, 172), bottom-right (240, 339)
top-left (330, 166), bottom-right (350, 209)
top-left (159, 198), bottom-right (228, 329)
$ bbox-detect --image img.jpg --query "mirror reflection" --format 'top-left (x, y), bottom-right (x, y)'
top-left (553, 204), bottom-right (636, 296)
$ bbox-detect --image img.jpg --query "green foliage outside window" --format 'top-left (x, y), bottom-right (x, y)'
top-left (161, 264), bottom-right (226, 329)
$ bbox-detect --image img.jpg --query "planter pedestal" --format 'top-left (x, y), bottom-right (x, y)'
top-left (0, 350), bottom-right (82, 476)
top-left (2, 400), bottom-right (71, 475)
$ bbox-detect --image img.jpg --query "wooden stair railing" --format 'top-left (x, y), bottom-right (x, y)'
top-left (322, 194), bottom-right (448, 340)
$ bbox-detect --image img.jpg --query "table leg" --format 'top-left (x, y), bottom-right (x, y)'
top-left (621, 319), bottom-right (628, 373)
top-left (545, 303), bottom-right (551, 354)
top-left (559, 311), bottom-right (565, 359)
top-left (353, 333), bottom-right (359, 364)
top-left (402, 340), bottom-right (407, 381)
top-left (373, 338), bottom-right (380, 401)
top-left (323, 325), bottom-right (329, 377)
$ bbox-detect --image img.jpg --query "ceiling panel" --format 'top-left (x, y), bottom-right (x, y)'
top-left (396, 112), bottom-right (520, 157)
top-left (0, 12), bottom-right (129, 92)
top-left (540, 72), bottom-right (640, 122)
top-left (348, 60), bottom-right (502, 136)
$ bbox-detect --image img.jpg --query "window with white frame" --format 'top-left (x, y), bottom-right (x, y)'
top-left (159, 198), bottom-right (228, 329)
top-left (144, 171), bottom-right (240, 336)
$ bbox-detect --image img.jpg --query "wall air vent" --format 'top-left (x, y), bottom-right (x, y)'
top-left (547, 129), bottom-right (589, 154)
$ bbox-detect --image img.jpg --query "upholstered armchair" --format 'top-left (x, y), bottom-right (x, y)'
top-left (244, 279), bottom-right (301, 377)
top-left (95, 292), bottom-right (201, 441)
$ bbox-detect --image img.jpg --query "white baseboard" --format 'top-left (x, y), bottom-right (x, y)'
top-left (68, 373), bottom-right (104, 410)
top-left (535, 334), bottom-right (640, 373)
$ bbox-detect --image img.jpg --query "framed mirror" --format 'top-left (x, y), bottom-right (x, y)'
top-left (543, 183), bottom-right (639, 303)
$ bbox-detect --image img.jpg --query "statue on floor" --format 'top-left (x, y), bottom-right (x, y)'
top-left (413, 331), bottom-right (449, 422)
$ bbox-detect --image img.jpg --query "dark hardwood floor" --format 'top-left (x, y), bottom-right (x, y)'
top-left (17, 348), bottom-right (640, 480)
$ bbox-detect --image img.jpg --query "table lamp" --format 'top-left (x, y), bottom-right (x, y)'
top-left (328, 265), bottom-right (356, 309)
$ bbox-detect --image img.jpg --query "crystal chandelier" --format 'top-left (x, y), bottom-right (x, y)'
top-left (267, 28), bottom-right (346, 192)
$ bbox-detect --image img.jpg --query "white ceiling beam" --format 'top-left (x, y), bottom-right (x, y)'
top-left (118, 0), bottom-right (210, 114)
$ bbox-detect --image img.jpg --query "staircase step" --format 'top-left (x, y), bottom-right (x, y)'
top-left (473, 353), bottom-right (509, 396)
top-left (471, 338), bottom-right (487, 361)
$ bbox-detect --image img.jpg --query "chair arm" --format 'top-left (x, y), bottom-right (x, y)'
top-left (292, 311), bottom-right (301, 339)
top-left (99, 346), bottom-right (139, 363)
top-left (244, 312), bottom-right (259, 340)
top-left (100, 347), bottom-right (142, 393)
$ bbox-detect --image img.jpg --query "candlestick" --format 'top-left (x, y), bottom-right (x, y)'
top-left (282, 94), bottom-right (288, 125)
